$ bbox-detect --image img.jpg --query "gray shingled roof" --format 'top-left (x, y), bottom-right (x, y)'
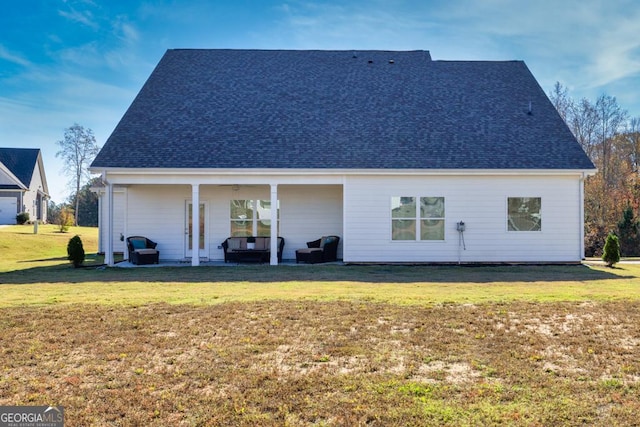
top-left (0, 148), bottom-right (40, 189)
top-left (91, 49), bottom-right (594, 170)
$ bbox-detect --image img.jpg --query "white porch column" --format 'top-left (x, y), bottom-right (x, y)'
top-left (105, 180), bottom-right (114, 266)
top-left (192, 184), bottom-right (200, 266)
top-left (270, 184), bottom-right (278, 265)
top-left (97, 193), bottom-right (103, 254)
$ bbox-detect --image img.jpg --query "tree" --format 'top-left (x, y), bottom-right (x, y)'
top-left (549, 82), bottom-right (572, 125)
top-left (621, 117), bottom-right (640, 173)
top-left (48, 201), bottom-right (61, 226)
top-left (570, 98), bottom-right (599, 160)
top-left (56, 124), bottom-right (100, 226)
top-left (67, 235), bottom-right (85, 268)
top-left (617, 206), bottom-right (640, 256)
top-left (594, 95), bottom-right (627, 191)
top-left (602, 233), bottom-right (621, 267)
top-left (57, 206), bottom-right (75, 233)
top-left (69, 178), bottom-right (100, 227)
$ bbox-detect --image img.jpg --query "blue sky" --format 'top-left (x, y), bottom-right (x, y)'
top-left (1, 0), bottom-right (639, 203)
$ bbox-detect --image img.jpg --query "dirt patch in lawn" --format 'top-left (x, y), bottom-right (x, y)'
top-left (1, 300), bottom-right (639, 426)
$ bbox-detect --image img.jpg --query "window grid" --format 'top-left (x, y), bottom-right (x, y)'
top-left (391, 196), bottom-right (445, 241)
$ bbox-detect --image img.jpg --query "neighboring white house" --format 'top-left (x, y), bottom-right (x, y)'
top-left (90, 49), bottom-right (596, 266)
top-left (0, 148), bottom-right (49, 224)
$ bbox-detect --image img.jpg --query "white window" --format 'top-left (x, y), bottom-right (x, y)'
top-left (392, 196), bottom-right (445, 241)
top-left (420, 197), bottom-right (445, 240)
top-left (507, 197), bottom-right (541, 231)
top-left (230, 200), bottom-right (279, 236)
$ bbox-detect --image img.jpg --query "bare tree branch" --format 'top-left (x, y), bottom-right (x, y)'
top-left (56, 123), bottom-right (100, 226)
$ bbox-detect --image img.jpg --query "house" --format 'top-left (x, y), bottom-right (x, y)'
top-left (0, 148), bottom-right (49, 224)
top-left (90, 49), bottom-right (596, 266)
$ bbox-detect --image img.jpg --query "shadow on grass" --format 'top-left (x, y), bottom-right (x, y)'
top-left (0, 261), bottom-right (628, 285)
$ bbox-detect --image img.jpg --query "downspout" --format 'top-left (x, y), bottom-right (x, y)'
top-left (97, 189), bottom-right (103, 254)
top-left (102, 171), bottom-right (114, 266)
top-left (579, 172), bottom-right (586, 260)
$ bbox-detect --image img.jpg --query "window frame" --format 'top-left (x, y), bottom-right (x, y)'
top-left (391, 196), bottom-right (445, 242)
top-left (506, 197), bottom-right (542, 232)
top-left (230, 199), bottom-right (280, 237)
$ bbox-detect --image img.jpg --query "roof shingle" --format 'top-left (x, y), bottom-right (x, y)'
top-left (0, 148), bottom-right (40, 188)
top-left (91, 49), bottom-right (595, 170)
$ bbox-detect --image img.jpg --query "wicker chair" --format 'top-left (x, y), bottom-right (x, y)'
top-left (295, 236), bottom-right (340, 264)
top-left (126, 236), bottom-right (160, 265)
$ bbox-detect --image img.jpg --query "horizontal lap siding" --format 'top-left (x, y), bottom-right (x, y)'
top-left (344, 175), bottom-right (582, 263)
top-left (99, 190), bottom-right (126, 254)
top-left (122, 184), bottom-right (344, 262)
top-left (279, 185), bottom-right (343, 260)
top-left (126, 186), bottom-right (188, 260)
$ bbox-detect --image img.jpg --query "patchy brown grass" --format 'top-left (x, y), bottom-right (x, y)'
top-left (1, 300), bottom-right (639, 426)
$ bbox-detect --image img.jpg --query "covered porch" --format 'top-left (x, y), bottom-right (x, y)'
top-left (97, 171), bottom-right (344, 267)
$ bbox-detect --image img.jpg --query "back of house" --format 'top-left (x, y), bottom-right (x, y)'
top-left (91, 49), bottom-right (595, 265)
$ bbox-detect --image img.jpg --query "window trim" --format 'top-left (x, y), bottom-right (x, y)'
top-left (506, 196), bottom-right (542, 232)
top-left (391, 196), bottom-right (446, 242)
top-left (230, 199), bottom-right (280, 237)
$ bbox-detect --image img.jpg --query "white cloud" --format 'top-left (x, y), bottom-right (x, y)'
top-left (58, 6), bottom-right (99, 30)
top-left (112, 17), bottom-right (139, 44)
top-left (269, 1), bottom-right (436, 50)
top-left (0, 45), bottom-right (31, 67)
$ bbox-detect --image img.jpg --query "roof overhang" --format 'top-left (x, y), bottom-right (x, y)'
top-left (90, 167), bottom-right (598, 186)
top-left (0, 162), bottom-right (28, 190)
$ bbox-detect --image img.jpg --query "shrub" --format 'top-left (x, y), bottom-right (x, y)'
top-left (58, 206), bottom-right (74, 232)
top-left (602, 233), bottom-right (621, 267)
top-left (16, 212), bottom-right (29, 225)
top-left (67, 235), bottom-right (85, 268)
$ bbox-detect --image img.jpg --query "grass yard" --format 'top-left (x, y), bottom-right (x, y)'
top-left (1, 225), bottom-right (640, 425)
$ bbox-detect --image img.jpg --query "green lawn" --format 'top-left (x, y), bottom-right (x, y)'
top-left (2, 225), bottom-right (640, 426)
top-left (1, 224), bottom-right (639, 307)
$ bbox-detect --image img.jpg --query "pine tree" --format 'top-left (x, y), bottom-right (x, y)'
top-left (617, 206), bottom-right (639, 256)
top-left (602, 233), bottom-right (621, 267)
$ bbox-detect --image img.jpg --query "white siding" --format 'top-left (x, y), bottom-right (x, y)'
top-left (279, 185), bottom-right (343, 260)
top-left (344, 174), bottom-right (583, 263)
top-left (108, 184), bottom-right (344, 262)
top-left (124, 186), bottom-right (187, 260)
top-left (98, 188), bottom-right (126, 254)
top-left (100, 172), bottom-right (585, 263)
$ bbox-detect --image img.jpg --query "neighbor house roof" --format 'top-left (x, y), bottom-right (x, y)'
top-left (0, 148), bottom-right (41, 190)
top-left (91, 49), bottom-right (595, 171)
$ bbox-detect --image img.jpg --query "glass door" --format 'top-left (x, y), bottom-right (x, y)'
top-left (185, 202), bottom-right (207, 258)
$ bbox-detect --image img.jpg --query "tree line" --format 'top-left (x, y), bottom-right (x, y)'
top-left (550, 83), bottom-right (640, 256)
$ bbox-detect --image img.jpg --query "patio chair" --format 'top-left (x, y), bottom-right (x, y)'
top-left (295, 235), bottom-right (340, 264)
top-left (126, 236), bottom-right (160, 265)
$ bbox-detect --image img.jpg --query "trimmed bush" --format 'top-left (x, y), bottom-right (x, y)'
top-left (602, 233), bottom-right (621, 267)
top-left (16, 212), bottom-right (29, 225)
top-left (67, 235), bottom-right (85, 268)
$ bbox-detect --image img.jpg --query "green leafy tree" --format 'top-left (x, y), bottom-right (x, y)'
top-left (617, 206), bottom-right (640, 256)
top-left (67, 235), bottom-right (85, 268)
top-left (602, 233), bottom-right (621, 267)
top-left (56, 124), bottom-right (100, 226)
